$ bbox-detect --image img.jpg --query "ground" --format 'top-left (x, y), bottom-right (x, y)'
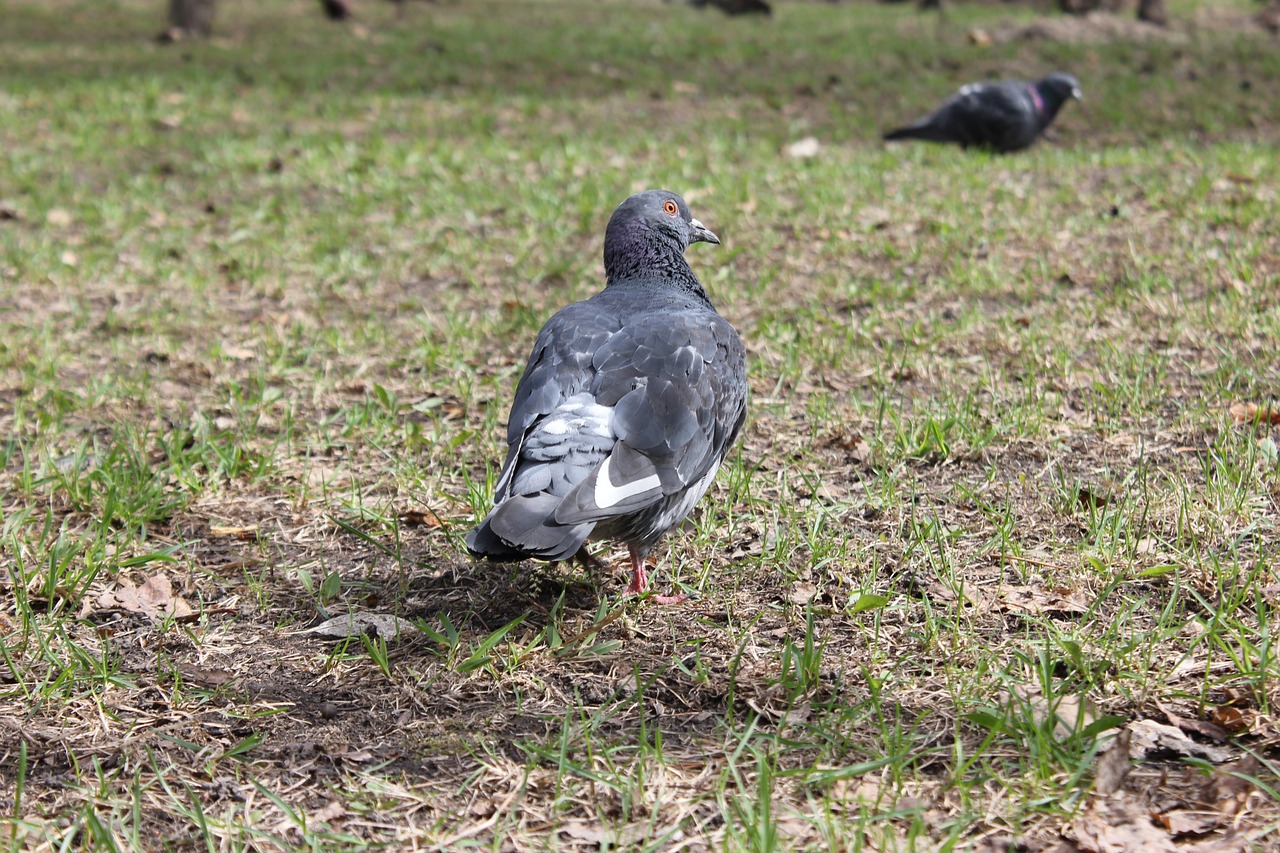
top-left (1, 0), bottom-right (1278, 850)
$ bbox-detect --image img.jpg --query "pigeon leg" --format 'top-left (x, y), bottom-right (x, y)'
top-left (624, 546), bottom-right (686, 605)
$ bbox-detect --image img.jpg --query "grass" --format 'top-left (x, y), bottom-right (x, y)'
top-left (2, 0), bottom-right (1279, 849)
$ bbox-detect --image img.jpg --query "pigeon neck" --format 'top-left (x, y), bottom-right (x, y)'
top-left (603, 233), bottom-right (711, 304)
top-left (1027, 84), bottom-right (1045, 115)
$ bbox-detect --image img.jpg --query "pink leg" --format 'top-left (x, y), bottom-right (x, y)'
top-left (624, 546), bottom-right (686, 605)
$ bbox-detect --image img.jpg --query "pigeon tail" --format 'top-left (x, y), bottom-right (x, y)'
top-left (467, 493), bottom-right (594, 563)
top-left (883, 123), bottom-right (956, 144)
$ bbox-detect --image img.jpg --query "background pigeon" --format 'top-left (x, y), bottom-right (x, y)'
top-left (466, 190), bottom-right (748, 603)
top-left (883, 72), bottom-right (1082, 153)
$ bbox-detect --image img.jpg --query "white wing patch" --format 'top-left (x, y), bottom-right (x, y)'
top-left (593, 454), bottom-right (661, 509)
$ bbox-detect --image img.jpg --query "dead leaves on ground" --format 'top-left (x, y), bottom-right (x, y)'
top-left (1228, 401), bottom-right (1280, 426)
top-left (303, 611), bottom-right (420, 640)
top-left (1053, 718), bottom-right (1271, 853)
top-left (91, 573), bottom-right (194, 622)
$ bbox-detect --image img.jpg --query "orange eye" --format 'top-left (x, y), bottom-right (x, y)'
top-left (663, 200), bottom-right (679, 216)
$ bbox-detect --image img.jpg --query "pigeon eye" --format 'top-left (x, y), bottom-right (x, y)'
top-left (663, 200), bottom-right (679, 216)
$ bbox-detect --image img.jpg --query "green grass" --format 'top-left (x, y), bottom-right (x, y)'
top-left (2, 0), bottom-right (1279, 849)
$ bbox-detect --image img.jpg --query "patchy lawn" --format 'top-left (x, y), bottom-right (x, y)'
top-left (1, 0), bottom-right (1278, 849)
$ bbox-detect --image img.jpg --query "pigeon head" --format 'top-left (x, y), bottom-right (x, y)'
top-left (603, 190), bottom-right (720, 288)
top-left (1037, 72), bottom-right (1083, 109)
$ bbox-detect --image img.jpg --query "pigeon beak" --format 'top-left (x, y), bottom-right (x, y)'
top-left (1072, 86), bottom-right (1083, 100)
top-left (689, 218), bottom-right (720, 245)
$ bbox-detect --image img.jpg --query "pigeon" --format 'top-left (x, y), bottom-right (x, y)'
top-left (883, 72), bottom-right (1083, 153)
top-left (466, 190), bottom-right (748, 604)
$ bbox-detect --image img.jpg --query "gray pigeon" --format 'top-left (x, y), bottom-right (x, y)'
top-left (883, 72), bottom-right (1082, 153)
top-left (466, 190), bottom-right (748, 603)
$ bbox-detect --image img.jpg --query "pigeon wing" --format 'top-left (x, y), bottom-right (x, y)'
top-left (555, 306), bottom-right (747, 526)
top-left (946, 82), bottom-right (1039, 150)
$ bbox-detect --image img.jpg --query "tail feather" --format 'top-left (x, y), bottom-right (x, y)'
top-left (467, 493), bottom-right (593, 563)
top-left (883, 121), bottom-right (955, 144)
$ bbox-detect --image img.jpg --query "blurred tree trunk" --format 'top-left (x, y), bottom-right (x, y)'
top-left (168, 0), bottom-right (215, 36)
top-left (1137, 0), bottom-right (1167, 25)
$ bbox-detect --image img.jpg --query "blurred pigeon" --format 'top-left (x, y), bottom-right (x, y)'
top-left (466, 191), bottom-right (748, 604)
top-left (678, 0), bottom-right (772, 15)
top-left (883, 72), bottom-right (1082, 153)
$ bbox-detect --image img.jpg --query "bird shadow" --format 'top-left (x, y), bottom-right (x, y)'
top-left (399, 555), bottom-right (610, 634)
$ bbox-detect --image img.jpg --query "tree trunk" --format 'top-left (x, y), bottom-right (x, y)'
top-left (1137, 0), bottom-right (1168, 26)
top-left (168, 0), bottom-right (216, 37)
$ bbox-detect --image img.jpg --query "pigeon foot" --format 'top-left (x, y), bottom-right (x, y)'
top-left (624, 547), bottom-right (688, 605)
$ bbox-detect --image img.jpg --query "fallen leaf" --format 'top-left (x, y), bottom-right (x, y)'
top-left (999, 585), bottom-right (1089, 617)
top-left (1204, 755), bottom-right (1260, 816)
top-left (176, 663), bottom-right (234, 687)
top-left (399, 508), bottom-right (443, 528)
top-left (312, 800), bottom-right (345, 822)
top-left (826, 432), bottom-right (873, 466)
top-left (1070, 798), bottom-right (1178, 853)
top-left (788, 583), bottom-right (819, 605)
top-left (1007, 687), bottom-right (1104, 741)
top-left (303, 612), bottom-right (419, 640)
top-left (95, 574), bottom-right (194, 621)
top-left (967, 27), bottom-right (993, 46)
top-left (1151, 810), bottom-right (1222, 838)
top-left (1228, 401), bottom-right (1280, 425)
top-left (783, 136), bottom-right (822, 159)
top-left (1076, 486), bottom-right (1111, 510)
top-left (1208, 705), bottom-right (1250, 733)
top-left (209, 525), bottom-right (259, 539)
top-left (46, 208), bottom-right (73, 227)
top-left (1127, 719), bottom-right (1233, 764)
top-left (1095, 727), bottom-right (1132, 795)
top-left (557, 820), bottom-right (652, 846)
top-left (221, 344), bottom-right (255, 360)
top-left (1161, 704), bottom-right (1231, 742)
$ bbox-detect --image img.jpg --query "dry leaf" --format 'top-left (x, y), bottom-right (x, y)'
top-left (788, 583), bottom-right (819, 605)
top-left (209, 525), bottom-right (259, 539)
top-left (967, 27), bottom-right (993, 46)
top-left (1127, 719), bottom-right (1233, 764)
top-left (176, 663), bottom-right (234, 687)
top-left (312, 800), bottom-right (346, 822)
top-left (1095, 727), bottom-right (1132, 795)
top-left (303, 612), bottom-right (419, 641)
top-left (999, 585), bottom-right (1089, 617)
top-left (46, 208), bottom-right (73, 227)
top-left (1228, 401), bottom-right (1280, 425)
top-left (1070, 798), bottom-right (1179, 853)
top-left (1008, 687), bottom-right (1099, 740)
top-left (399, 508), bottom-right (443, 528)
top-left (1151, 811), bottom-right (1222, 838)
top-left (95, 574), bottom-right (194, 622)
top-left (1208, 705), bottom-right (1250, 733)
top-left (1162, 704), bottom-right (1231, 742)
top-left (783, 136), bottom-right (822, 159)
top-left (827, 432), bottom-right (873, 466)
top-left (1204, 755), bottom-right (1260, 816)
